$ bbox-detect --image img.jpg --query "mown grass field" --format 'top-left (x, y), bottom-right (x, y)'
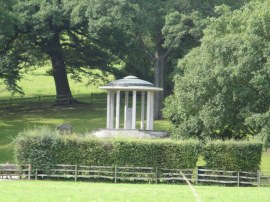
top-left (0, 65), bottom-right (103, 98)
top-left (0, 181), bottom-right (269, 202)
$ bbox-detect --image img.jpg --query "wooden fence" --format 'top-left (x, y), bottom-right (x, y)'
top-left (0, 164), bottom-right (30, 180)
top-left (1, 164), bottom-right (269, 186)
top-left (0, 93), bottom-right (106, 109)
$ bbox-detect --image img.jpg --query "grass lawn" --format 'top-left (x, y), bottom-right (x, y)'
top-left (0, 180), bottom-right (269, 202)
top-left (261, 149), bottom-right (270, 173)
top-left (0, 65), bottom-right (104, 98)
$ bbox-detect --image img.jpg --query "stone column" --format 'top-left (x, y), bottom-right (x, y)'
top-left (124, 91), bottom-right (129, 129)
top-left (109, 91), bottom-right (115, 128)
top-left (106, 90), bottom-right (111, 128)
top-left (115, 90), bottom-right (121, 129)
top-left (132, 90), bottom-right (137, 129)
top-left (149, 91), bottom-right (154, 130)
top-left (146, 91), bottom-right (154, 130)
top-left (140, 91), bottom-right (145, 130)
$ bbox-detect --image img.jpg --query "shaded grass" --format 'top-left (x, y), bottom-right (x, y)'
top-left (0, 103), bottom-right (107, 144)
top-left (0, 181), bottom-right (269, 202)
top-left (261, 149), bottom-right (270, 173)
top-left (0, 144), bottom-right (13, 163)
top-left (0, 103), bottom-right (107, 162)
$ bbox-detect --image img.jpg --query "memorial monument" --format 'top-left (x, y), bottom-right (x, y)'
top-left (93, 76), bottom-right (168, 138)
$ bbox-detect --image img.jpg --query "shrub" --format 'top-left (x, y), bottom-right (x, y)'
top-left (202, 140), bottom-right (263, 172)
top-left (14, 127), bottom-right (200, 169)
top-left (15, 126), bottom-right (59, 170)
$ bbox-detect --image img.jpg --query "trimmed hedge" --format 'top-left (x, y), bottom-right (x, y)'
top-left (202, 140), bottom-right (263, 172)
top-left (14, 127), bottom-right (200, 169)
top-left (113, 139), bottom-right (200, 168)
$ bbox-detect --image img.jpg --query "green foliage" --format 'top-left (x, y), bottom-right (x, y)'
top-left (0, 0), bottom-right (124, 94)
top-left (53, 137), bottom-right (115, 166)
top-left (164, 1), bottom-right (270, 139)
top-left (0, 0), bottom-right (22, 93)
top-left (113, 139), bottom-right (200, 168)
top-left (86, 0), bottom-right (248, 118)
top-left (14, 127), bottom-right (200, 169)
top-left (15, 126), bottom-right (60, 170)
top-left (202, 140), bottom-right (263, 171)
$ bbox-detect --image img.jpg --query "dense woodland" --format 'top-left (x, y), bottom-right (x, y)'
top-left (0, 0), bottom-right (269, 142)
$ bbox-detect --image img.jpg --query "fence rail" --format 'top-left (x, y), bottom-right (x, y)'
top-left (0, 93), bottom-right (107, 110)
top-left (1, 164), bottom-right (269, 186)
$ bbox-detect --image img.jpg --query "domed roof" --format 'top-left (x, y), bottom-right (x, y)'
top-left (100, 75), bottom-right (162, 91)
top-left (107, 76), bottom-right (154, 87)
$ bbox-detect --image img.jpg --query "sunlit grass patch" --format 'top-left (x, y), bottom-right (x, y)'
top-left (0, 181), bottom-right (269, 202)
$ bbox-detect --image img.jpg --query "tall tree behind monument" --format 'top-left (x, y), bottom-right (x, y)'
top-left (86, 0), bottom-right (250, 119)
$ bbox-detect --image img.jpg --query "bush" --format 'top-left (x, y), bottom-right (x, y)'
top-left (202, 140), bottom-right (263, 172)
top-left (14, 127), bottom-right (200, 169)
top-left (15, 126), bottom-right (59, 170)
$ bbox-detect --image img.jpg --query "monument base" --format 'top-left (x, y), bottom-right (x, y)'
top-left (91, 129), bottom-right (168, 138)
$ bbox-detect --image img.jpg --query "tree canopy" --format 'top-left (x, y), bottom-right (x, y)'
top-left (1, 0), bottom-right (249, 113)
top-left (87, 0), bottom-right (249, 119)
top-left (0, 0), bottom-right (126, 100)
top-left (163, 1), bottom-right (270, 140)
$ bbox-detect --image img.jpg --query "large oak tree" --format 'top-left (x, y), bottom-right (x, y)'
top-left (0, 0), bottom-right (125, 101)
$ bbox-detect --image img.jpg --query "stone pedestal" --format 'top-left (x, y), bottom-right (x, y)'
top-left (92, 129), bottom-right (168, 139)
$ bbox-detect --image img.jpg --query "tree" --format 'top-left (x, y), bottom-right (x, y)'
top-left (0, 0), bottom-right (22, 93)
top-left (163, 2), bottom-right (270, 140)
top-left (86, 0), bottom-right (249, 119)
top-left (0, 0), bottom-right (125, 102)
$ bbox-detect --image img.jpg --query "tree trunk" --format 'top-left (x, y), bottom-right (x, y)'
top-left (154, 47), bottom-right (165, 120)
top-left (138, 32), bottom-right (167, 120)
top-left (51, 54), bottom-right (75, 104)
top-left (45, 33), bottom-right (77, 105)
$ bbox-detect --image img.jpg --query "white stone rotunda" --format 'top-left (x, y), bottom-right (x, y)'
top-left (93, 76), bottom-right (168, 138)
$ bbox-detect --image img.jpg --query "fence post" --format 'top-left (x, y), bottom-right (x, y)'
top-left (38, 96), bottom-right (41, 102)
top-left (237, 171), bottom-right (240, 187)
top-left (155, 166), bottom-right (158, 184)
top-left (195, 167), bottom-right (198, 185)
top-left (114, 165), bottom-right (117, 183)
top-left (28, 164), bottom-right (31, 180)
top-left (35, 169), bottom-right (38, 180)
top-left (9, 98), bottom-right (12, 106)
top-left (75, 164), bottom-right (78, 182)
top-left (257, 170), bottom-right (260, 187)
